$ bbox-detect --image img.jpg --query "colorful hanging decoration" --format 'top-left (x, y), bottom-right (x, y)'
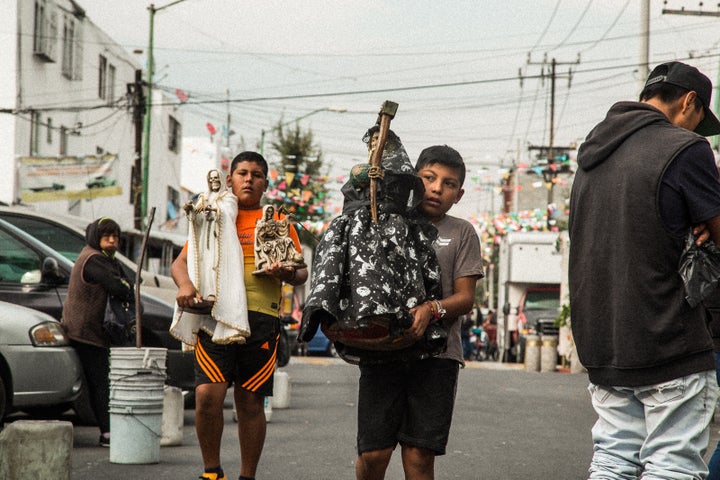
top-left (175, 88), bottom-right (189, 103)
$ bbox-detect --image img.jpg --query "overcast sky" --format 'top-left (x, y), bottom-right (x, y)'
top-left (80, 0), bottom-right (720, 216)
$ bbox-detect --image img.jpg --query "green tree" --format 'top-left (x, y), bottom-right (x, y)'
top-left (265, 119), bottom-right (331, 243)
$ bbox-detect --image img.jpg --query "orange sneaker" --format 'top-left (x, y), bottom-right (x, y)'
top-left (199, 470), bottom-right (226, 480)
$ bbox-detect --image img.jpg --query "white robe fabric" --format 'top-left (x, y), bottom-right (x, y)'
top-left (170, 189), bottom-right (250, 346)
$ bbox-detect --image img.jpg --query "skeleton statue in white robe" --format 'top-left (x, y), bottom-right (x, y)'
top-left (170, 169), bottom-right (250, 346)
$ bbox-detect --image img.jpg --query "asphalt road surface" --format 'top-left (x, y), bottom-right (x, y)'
top-left (10, 357), bottom-right (720, 479)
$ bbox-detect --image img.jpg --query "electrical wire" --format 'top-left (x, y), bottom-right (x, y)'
top-left (530, 0), bottom-right (563, 53)
top-left (580, 0), bottom-right (631, 54)
top-left (549, 0), bottom-right (594, 52)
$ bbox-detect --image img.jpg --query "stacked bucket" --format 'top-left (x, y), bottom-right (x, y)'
top-left (524, 335), bottom-right (559, 373)
top-left (108, 347), bottom-right (167, 464)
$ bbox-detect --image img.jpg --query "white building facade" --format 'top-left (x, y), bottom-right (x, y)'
top-left (0, 0), bottom-right (188, 240)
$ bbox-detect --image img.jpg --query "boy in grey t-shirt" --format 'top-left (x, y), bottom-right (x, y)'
top-left (355, 145), bottom-right (484, 480)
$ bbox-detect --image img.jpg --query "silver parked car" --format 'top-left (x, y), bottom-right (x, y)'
top-left (0, 301), bottom-right (83, 421)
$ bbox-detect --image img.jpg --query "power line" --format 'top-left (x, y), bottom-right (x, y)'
top-left (549, 0), bottom-right (594, 52)
top-left (161, 52), bottom-right (715, 106)
top-left (580, 0), bottom-right (632, 54)
top-left (3, 52), bottom-right (717, 116)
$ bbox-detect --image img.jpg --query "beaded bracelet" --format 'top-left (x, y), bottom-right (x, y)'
top-left (426, 300), bottom-right (443, 323)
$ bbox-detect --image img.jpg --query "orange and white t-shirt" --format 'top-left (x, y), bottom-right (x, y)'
top-left (181, 207), bottom-right (301, 318)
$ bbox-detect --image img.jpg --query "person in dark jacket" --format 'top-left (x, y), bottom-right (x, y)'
top-left (62, 217), bottom-right (134, 447)
top-left (569, 61), bottom-right (720, 479)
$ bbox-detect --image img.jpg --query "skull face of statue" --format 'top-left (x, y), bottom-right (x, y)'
top-left (207, 169), bottom-right (222, 192)
top-left (264, 205), bottom-right (275, 220)
top-left (368, 131), bottom-right (380, 153)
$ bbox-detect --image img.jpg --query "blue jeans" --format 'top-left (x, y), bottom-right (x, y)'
top-left (706, 353), bottom-right (720, 480)
top-left (587, 370), bottom-right (719, 480)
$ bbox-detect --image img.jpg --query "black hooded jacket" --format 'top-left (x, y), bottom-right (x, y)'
top-left (569, 101), bottom-right (715, 386)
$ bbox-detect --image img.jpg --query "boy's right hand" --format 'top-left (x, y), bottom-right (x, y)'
top-left (175, 283), bottom-right (202, 309)
top-left (408, 302), bottom-right (435, 339)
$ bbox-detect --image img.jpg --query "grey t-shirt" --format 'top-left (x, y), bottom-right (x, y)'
top-left (432, 215), bottom-right (485, 364)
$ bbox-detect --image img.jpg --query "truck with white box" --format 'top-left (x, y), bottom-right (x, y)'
top-left (497, 231), bottom-right (563, 363)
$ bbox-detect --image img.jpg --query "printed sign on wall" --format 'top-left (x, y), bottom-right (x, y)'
top-left (19, 154), bottom-right (122, 202)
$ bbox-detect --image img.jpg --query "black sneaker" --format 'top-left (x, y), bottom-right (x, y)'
top-left (99, 434), bottom-right (110, 447)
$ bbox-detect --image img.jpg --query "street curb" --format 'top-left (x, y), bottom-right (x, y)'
top-left (289, 356), bottom-right (539, 371)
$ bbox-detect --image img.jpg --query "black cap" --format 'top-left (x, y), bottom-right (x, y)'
top-left (644, 62), bottom-right (720, 136)
top-left (645, 62), bottom-right (720, 137)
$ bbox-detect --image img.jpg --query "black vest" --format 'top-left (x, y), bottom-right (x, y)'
top-left (61, 246), bottom-right (110, 348)
top-left (569, 120), bottom-right (714, 386)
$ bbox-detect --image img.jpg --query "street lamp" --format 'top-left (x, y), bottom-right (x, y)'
top-left (259, 107), bottom-right (347, 156)
top-left (140, 0), bottom-right (189, 230)
top-left (280, 107), bottom-right (348, 126)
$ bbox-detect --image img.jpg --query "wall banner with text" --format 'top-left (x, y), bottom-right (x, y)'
top-left (19, 154), bottom-right (122, 203)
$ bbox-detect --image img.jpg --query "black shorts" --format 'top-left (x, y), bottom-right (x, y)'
top-left (194, 312), bottom-right (279, 396)
top-left (356, 358), bottom-right (459, 455)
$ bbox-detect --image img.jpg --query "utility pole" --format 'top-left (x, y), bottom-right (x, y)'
top-left (525, 55), bottom-right (579, 228)
top-left (501, 169), bottom-right (514, 214)
top-left (639, 0), bottom-right (650, 94)
top-left (662, 5), bottom-right (720, 151)
top-left (226, 89), bottom-right (231, 148)
top-left (128, 69), bottom-right (145, 230)
top-left (141, 0), bottom-right (189, 230)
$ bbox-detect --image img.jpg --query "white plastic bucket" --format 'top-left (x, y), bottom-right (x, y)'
top-left (161, 386), bottom-right (184, 446)
top-left (540, 335), bottom-right (559, 373)
top-left (272, 371), bottom-right (291, 409)
top-left (524, 334), bottom-right (541, 372)
top-left (109, 347), bottom-right (166, 382)
top-left (264, 396), bottom-right (273, 422)
top-left (108, 347), bottom-right (167, 464)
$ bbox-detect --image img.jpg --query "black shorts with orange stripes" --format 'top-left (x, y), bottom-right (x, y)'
top-left (194, 312), bottom-right (280, 396)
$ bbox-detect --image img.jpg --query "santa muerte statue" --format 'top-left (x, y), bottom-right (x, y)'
top-left (299, 101), bottom-right (445, 364)
top-left (170, 168), bottom-right (251, 347)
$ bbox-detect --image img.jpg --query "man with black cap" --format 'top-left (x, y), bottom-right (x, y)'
top-left (569, 61), bottom-right (720, 479)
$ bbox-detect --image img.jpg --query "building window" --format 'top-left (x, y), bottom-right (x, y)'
top-left (30, 111), bottom-right (40, 156)
top-left (98, 56), bottom-right (116, 104)
top-left (47, 117), bottom-right (53, 144)
top-left (33, 0), bottom-right (57, 62)
top-left (59, 126), bottom-right (68, 155)
top-left (166, 187), bottom-right (180, 229)
top-left (168, 115), bottom-right (181, 153)
top-left (98, 54), bottom-right (107, 98)
top-left (61, 14), bottom-right (82, 80)
top-left (107, 64), bottom-right (116, 104)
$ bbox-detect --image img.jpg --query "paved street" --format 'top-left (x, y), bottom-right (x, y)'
top-left (9, 357), bottom-right (720, 479)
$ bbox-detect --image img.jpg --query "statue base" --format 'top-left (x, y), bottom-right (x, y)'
top-left (181, 297), bottom-right (215, 315)
top-left (251, 261), bottom-right (307, 276)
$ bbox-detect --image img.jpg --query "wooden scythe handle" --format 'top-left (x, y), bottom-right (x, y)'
top-left (134, 206), bottom-right (156, 348)
top-left (369, 101), bottom-right (398, 223)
